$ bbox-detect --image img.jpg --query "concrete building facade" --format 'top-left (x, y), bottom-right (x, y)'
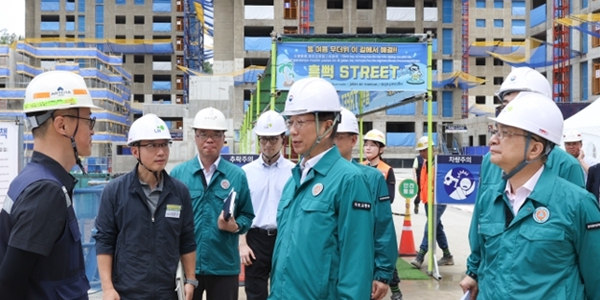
top-left (210, 0), bottom-right (520, 163)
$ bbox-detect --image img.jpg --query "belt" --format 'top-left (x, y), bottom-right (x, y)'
top-left (250, 227), bottom-right (278, 236)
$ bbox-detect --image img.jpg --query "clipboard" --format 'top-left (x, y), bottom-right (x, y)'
top-left (459, 290), bottom-right (471, 300)
top-left (222, 188), bottom-right (236, 221)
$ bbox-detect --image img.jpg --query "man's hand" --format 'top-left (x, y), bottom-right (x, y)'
top-left (184, 283), bottom-right (194, 300)
top-left (239, 244), bottom-right (256, 266)
top-left (370, 280), bottom-right (388, 300)
top-left (217, 211), bottom-right (239, 232)
top-left (579, 149), bottom-right (586, 160)
top-left (102, 288), bottom-right (120, 300)
top-left (459, 275), bottom-right (478, 300)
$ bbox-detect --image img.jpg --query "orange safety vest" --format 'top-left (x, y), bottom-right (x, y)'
top-left (362, 160), bottom-right (392, 180)
top-left (419, 162), bottom-right (434, 204)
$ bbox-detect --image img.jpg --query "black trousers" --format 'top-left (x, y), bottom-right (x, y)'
top-left (192, 274), bottom-right (239, 300)
top-left (244, 228), bottom-right (277, 300)
top-left (390, 267), bottom-right (401, 286)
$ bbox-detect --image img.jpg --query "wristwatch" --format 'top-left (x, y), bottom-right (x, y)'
top-left (466, 270), bottom-right (478, 282)
top-left (185, 278), bottom-right (199, 288)
top-left (374, 277), bottom-right (389, 284)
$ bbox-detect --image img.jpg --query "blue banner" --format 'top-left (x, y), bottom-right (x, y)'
top-left (339, 90), bottom-right (425, 115)
top-left (276, 42), bottom-right (428, 92)
top-left (435, 155), bottom-right (482, 205)
top-left (221, 154), bottom-right (260, 168)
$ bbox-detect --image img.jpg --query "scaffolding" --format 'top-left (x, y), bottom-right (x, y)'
top-left (553, 0), bottom-right (570, 103)
top-left (461, 0), bottom-right (469, 118)
top-left (299, 0), bottom-right (310, 34)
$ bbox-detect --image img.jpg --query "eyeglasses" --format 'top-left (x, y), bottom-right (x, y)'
top-left (334, 133), bottom-right (352, 141)
top-left (138, 141), bottom-right (172, 151)
top-left (259, 136), bottom-right (280, 145)
top-left (195, 132), bottom-right (224, 141)
top-left (63, 115), bottom-right (96, 130)
top-left (285, 118), bottom-right (315, 129)
top-left (488, 128), bottom-right (529, 140)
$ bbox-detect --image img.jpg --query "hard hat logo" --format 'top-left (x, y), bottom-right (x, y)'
top-left (510, 75), bottom-right (517, 81)
top-left (154, 125), bottom-right (165, 133)
top-left (51, 87), bottom-right (70, 97)
top-left (287, 95), bottom-right (293, 102)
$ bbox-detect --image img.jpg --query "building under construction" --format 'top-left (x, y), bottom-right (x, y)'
top-left (0, 42), bottom-right (132, 172)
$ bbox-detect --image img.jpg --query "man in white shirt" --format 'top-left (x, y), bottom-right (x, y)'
top-left (240, 111), bottom-right (294, 300)
top-left (563, 129), bottom-right (596, 178)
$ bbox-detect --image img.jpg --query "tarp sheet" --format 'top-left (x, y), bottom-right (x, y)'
top-left (152, 61), bottom-right (172, 71)
top-left (92, 112), bottom-right (128, 125)
top-left (386, 102), bottom-right (416, 115)
top-left (152, 23), bottom-right (172, 32)
top-left (469, 104), bottom-right (495, 116)
top-left (244, 5), bottom-right (274, 20)
top-left (245, 37), bottom-right (271, 52)
top-left (152, 81), bottom-right (172, 90)
top-left (386, 8), bottom-right (416, 21)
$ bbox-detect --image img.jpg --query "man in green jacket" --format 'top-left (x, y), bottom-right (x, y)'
top-left (269, 78), bottom-right (375, 300)
top-left (170, 107), bottom-right (255, 300)
top-left (334, 108), bottom-right (400, 300)
top-left (460, 92), bottom-right (600, 299)
top-left (460, 67), bottom-right (585, 295)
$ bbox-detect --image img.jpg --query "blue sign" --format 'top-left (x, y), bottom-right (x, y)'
top-left (221, 154), bottom-right (260, 168)
top-left (339, 90), bottom-right (426, 116)
top-left (276, 42), bottom-right (428, 92)
top-left (435, 155), bottom-right (482, 205)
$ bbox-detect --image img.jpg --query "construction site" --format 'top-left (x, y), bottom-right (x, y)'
top-left (0, 0), bottom-right (599, 171)
top-left (2, 0), bottom-right (600, 296)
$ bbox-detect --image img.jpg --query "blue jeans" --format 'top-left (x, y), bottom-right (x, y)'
top-left (419, 204), bottom-right (449, 252)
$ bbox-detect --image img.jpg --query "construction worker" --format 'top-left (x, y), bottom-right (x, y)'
top-left (563, 129), bottom-right (596, 177)
top-left (0, 71), bottom-right (97, 298)
top-left (94, 114), bottom-right (197, 299)
top-left (239, 110), bottom-right (294, 300)
top-left (412, 154), bottom-right (424, 214)
top-left (363, 129), bottom-right (396, 204)
top-left (334, 108), bottom-right (400, 300)
top-left (170, 107), bottom-right (254, 300)
top-left (461, 92), bottom-right (600, 299)
top-left (411, 136), bottom-right (454, 269)
top-left (269, 78), bottom-right (375, 299)
top-left (461, 67), bottom-right (586, 294)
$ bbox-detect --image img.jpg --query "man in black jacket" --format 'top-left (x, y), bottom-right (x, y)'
top-left (94, 114), bottom-right (197, 300)
top-left (587, 164), bottom-right (600, 202)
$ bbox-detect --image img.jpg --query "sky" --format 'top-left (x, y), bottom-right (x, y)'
top-left (0, 0), bottom-right (25, 36)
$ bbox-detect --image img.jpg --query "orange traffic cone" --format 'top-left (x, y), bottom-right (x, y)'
top-left (239, 263), bottom-right (245, 286)
top-left (399, 214), bottom-right (416, 256)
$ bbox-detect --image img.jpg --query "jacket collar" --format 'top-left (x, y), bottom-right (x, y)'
top-left (493, 165), bottom-right (554, 207)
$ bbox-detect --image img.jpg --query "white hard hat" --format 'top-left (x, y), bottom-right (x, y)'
top-left (24, 70), bottom-right (100, 130)
top-left (127, 114), bottom-right (172, 146)
top-left (415, 136), bottom-right (434, 151)
top-left (254, 110), bottom-right (286, 136)
top-left (364, 129), bottom-right (386, 146)
top-left (496, 67), bottom-right (552, 100)
top-left (490, 92), bottom-right (563, 145)
top-left (337, 108), bottom-right (359, 134)
top-left (193, 107), bottom-right (228, 130)
top-left (563, 129), bottom-right (583, 143)
top-left (282, 77), bottom-right (342, 116)
top-left (24, 70), bottom-right (99, 114)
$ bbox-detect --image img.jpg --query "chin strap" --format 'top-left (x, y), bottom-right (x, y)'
top-left (501, 133), bottom-right (553, 180)
top-left (61, 110), bottom-right (85, 175)
top-left (262, 151), bottom-right (281, 165)
top-left (137, 158), bottom-right (160, 187)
